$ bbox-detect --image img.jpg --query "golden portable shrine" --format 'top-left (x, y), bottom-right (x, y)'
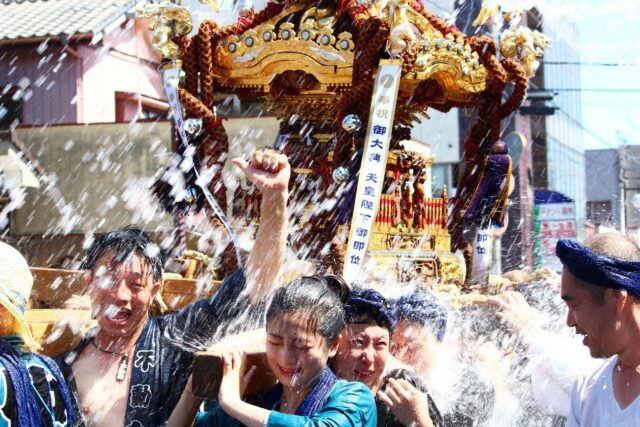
top-left (140, 0), bottom-right (551, 289)
top-left (12, 0), bottom-right (553, 362)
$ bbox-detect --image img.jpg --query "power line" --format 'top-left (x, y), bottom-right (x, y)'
top-left (542, 61), bottom-right (638, 67)
top-left (552, 107), bottom-right (616, 149)
top-left (549, 88), bottom-right (640, 93)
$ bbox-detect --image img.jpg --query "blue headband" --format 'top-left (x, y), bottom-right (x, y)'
top-left (393, 293), bottom-right (448, 341)
top-left (345, 288), bottom-right (397, 331)
top-left (556, 239), bottom-right (640, 298)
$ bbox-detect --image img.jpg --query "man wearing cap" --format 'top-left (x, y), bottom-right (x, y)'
top-left (556, 233), bottom-right (640, 426)
top-left (57, 150), bottom-right (290, 426)
top-left (0, 241), bottom-right (75, 426)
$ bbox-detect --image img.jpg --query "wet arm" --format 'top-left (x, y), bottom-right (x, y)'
top-left (167, 377), bottom-right (202, 427)
top-left (246, 188), bottom-right (288, 305)
top-left (230, 150), bottom-right (290, 306)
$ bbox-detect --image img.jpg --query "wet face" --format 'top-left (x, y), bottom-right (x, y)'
top-left (266, 311), bottom-right (334, 391)
top-left (332, 322), bottom-right (390, 392)
top-left (561, 269), bottom-right (618, 358)
top-left (391, 319), bottom-right (438, 376)
top-left (86, 252), bottom-right (160, 338)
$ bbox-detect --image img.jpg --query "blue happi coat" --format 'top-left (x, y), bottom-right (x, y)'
top-left (195, 368), bottom-right (377, 427)
top-left (57, 269), bottom-right (257, 427)
top-left (0, 338), bottom-right (74, 427)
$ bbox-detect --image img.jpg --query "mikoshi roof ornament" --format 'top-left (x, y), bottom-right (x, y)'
top-left (139, 0), bottom-right (550, 289)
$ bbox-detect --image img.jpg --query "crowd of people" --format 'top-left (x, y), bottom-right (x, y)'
top-left (1, 150), bottom-right (639, 426)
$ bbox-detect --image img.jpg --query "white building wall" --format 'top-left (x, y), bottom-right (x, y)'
top-left (543, 22), bottom-right (587, 230)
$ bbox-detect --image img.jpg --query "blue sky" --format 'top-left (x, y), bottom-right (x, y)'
top-left (576, 0), bottom-right (640, 149)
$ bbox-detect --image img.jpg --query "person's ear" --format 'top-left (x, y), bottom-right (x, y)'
top-left (330, 331), bottom-right (347, 357)
top-left (328, 338), bottom-right (341, 358)
top-left (150, 281), bottom-right (162, 299)
top-left (609, 289), bottom-right (628, 313)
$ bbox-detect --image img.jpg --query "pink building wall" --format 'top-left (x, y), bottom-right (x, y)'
top-left (0, 43), bottom-right (80, 124)
top-left (0, 18), bottom-right (163, 126)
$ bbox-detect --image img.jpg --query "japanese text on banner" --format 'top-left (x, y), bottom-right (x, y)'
top-left (343, 60), bottom-right (402, 285)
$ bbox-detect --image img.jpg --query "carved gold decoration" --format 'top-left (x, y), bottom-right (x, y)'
top-left (385, 0), bottom-right (421, 57)
top-left (210, 0), bottom-right (488, 98)
top-left (199, 0), bottom-right (220, 13)
top-left (347, 144), bottom-right (462, 285)
top-left (406, 33), bottom-right (488, 97)
top-left (397, 256), bottom-right (438, 284)
top-left (472, 1), bottom-right (501, 27)
top-left (438, 255), bottom-right (465, 285)
top-left (136, 0), bottom-right (193, 59)
top-left (263, 94), bottom-right (343, 121)
top-left (214, 3), bottom-right (355, 90)
top-left (500, 27), bottom-right (552, 77)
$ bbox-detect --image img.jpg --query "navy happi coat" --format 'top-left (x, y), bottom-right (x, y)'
top-left (57, 270), bottom-right (262, 427)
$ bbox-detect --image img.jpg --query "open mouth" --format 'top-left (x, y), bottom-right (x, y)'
top-left (353, 369), bottom-right (375, 380)
top-left (103, 306), bottom-right (132, 326)
top-left (277, 365), bottom-right (301, 379)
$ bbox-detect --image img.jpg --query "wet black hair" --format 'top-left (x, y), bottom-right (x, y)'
top-left (376, 368), bottom-right (444, 427)
top-left (266, 274), bottom-right (350, 346)
top-left (393, 291), bottom-right (448, 341)
top-left (81, 226), bottom-right (164, 282)
top-left (344, 286), bottom-right (396, 332)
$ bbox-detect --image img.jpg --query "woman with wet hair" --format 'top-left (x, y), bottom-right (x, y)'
top-left (168, 275), bottom-right (377, 426)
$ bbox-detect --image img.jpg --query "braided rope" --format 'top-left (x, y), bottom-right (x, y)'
top-left (498, 58), bottom-right (529, 119)
top-left (175, 36), bottom-right (198, 96)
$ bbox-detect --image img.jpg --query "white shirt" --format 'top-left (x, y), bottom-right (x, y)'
top-left (568, 356), bottom-right (640, 426)
top-left (527, 329), bottom-right (603, 417)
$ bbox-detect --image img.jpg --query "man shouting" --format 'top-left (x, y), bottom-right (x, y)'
top-left (58, 150), bottom-right (290, 426)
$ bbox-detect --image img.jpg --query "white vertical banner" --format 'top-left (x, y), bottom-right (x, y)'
top-left (470, 226), bottom-right (493, 285)
top-left (343, 59), bottom-right (402, 285)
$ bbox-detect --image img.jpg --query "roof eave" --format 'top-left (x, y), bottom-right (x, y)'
top-left (0, 33), bottom-right (93, 46)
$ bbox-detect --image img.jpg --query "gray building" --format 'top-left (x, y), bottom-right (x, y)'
top-left (620, 145), bottom-right (640, 236)
top-left (585, 149), bottom-right (621, 227)
top-left (532, 17), bottom-right (587, 233)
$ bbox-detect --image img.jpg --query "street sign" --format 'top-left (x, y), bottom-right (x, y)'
top-left (534, 201), bottom-right (576, 272)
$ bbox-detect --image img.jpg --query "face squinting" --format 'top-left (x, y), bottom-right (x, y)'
top-left (391, 320), bottom-right (438, 376)
top-left (266, 312), bottom-right (333, 391)
top-left (87, 252), bottom-right (160, 338)
top-left (332, 322), bottom-right (390, 392)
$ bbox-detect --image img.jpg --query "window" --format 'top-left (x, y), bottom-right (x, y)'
top-left (0, 88), bottom-right (23, 129)
top-left (587, 200), bottom-right (612, 224)
top-left (115, 92), bottom-right (168, 122)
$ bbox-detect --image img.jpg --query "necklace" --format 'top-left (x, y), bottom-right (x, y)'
top-left (90, 338), bottom-right (131, 382)
top-left (615, 360), bottom-right (640, 405)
